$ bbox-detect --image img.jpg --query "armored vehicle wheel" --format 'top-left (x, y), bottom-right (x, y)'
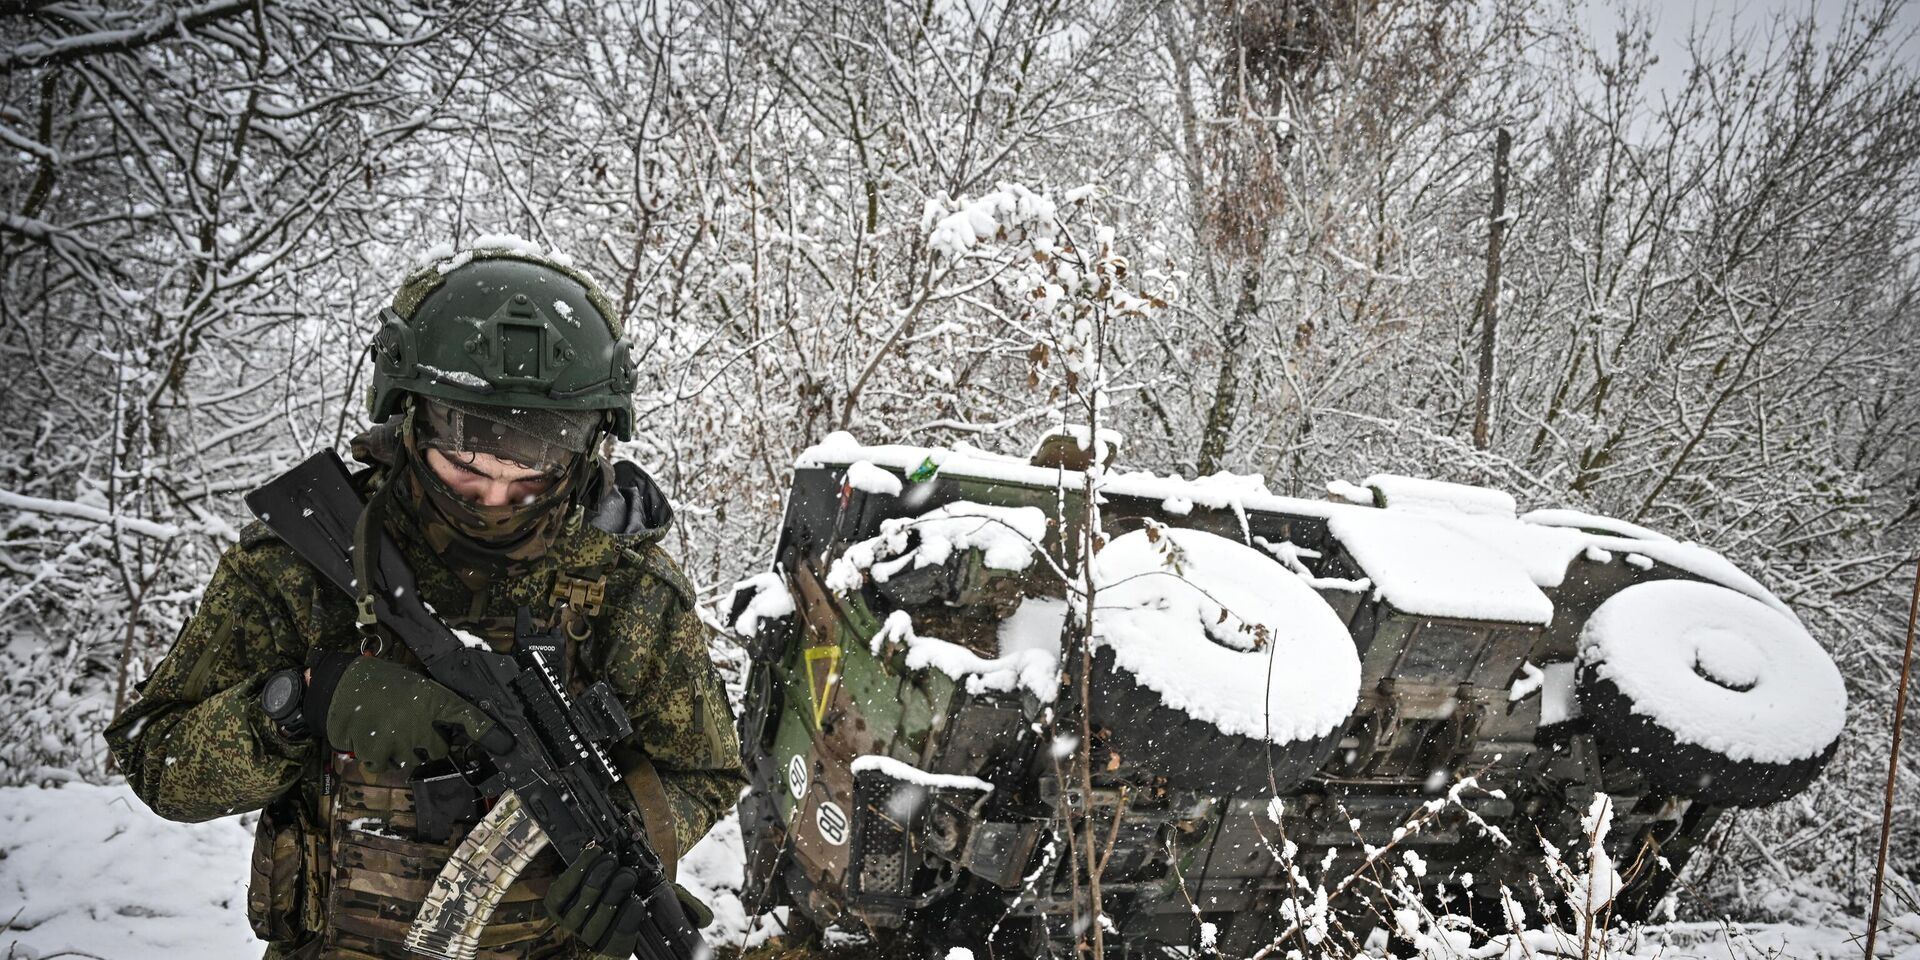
top-left (1085, 527), bottom-right (1361, 796)
top-left (1576, 579), bottom-right (1845, 807)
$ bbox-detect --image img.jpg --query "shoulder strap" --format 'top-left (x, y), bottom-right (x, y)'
top-left (349, 473), bottom-right (401, 630)
top-left (548, 562), bottom-right (609, 687)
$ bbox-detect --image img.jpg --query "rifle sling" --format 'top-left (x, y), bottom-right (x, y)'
top-left (619, 753), bottom-right (679, 881)
top-left (351, 472), bottom-right (399, 631)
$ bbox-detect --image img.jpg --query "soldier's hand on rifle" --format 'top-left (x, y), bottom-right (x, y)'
top-left (545, 845), bottom-right (651, 959)
top-left (306, 653), bottom-right (514, 773)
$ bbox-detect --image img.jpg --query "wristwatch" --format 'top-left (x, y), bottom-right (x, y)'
top-left (259, 668), bottom-right (311, 741)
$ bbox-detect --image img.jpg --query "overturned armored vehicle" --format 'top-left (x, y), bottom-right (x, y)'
top-left (725, 431), bottom-right (1845, 955)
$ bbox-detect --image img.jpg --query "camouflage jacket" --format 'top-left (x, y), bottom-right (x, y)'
top-left (105, 458), bottom-right (745, 957)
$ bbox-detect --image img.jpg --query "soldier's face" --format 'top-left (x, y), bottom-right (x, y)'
top-left (424, 447), bottom-right (559, 508)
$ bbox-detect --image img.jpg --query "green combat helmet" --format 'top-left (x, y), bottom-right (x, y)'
top-left (368, 249), bottom-right (638, 439)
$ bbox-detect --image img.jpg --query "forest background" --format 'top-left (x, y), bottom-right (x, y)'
top-left (0, 0), bottom-right (1915, 934)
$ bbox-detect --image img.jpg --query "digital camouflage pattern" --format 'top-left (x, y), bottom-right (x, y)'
top-left (105, 458), bottom-right (744, 959)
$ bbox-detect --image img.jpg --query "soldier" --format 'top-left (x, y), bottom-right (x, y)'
top-left (105, 250), bottom-right (746, 959)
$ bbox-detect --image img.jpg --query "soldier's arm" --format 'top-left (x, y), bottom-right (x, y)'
top-left (601, 550), bottom-right (747, 856)
top-left (104, 537), bottom-right (314, 823)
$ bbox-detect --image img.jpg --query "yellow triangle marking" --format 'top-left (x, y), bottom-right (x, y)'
top-left (804, 645), bottom-right (843, 729)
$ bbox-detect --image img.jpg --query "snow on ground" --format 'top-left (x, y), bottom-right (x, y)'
top-left (1, 785), bottom-right (1913, 959)
top-left (1, 780), bottom-right (256, 959)
top-left (1404, 918), bottom-right (1920, 960)
top-left (676, 804), bottom-right (785, 954)
top-left (0, 782), bottom-right (772, 959)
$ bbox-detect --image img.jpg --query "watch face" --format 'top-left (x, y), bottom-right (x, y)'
top-left (262, 673), bottom-right (297, 716)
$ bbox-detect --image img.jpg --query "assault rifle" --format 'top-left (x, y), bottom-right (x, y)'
top-left (246, 450), bottom-right (703, 960)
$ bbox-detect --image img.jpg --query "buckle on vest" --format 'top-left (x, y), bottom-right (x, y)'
top-left (550, 572), bottom-right (607, 617)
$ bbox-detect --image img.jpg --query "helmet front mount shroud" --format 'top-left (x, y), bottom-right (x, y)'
top-left (368, 251), bottom-right (637, 440)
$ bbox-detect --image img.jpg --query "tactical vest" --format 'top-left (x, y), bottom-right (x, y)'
top-left (335, 589), bottom-right (569, 957)
top-left (324, 758), bottom-right (569, 959)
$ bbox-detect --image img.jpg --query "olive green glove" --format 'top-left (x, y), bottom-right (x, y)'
top-left (545, 847), bottom-right (714, 958)
top-left (546, 846), bottom-right (648, 958)
top-left (307, 654), bottom-right (510, 774)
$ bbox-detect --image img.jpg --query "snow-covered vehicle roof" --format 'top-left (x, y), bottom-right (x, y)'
top-left (795, 430), bottom-right (1793, 626)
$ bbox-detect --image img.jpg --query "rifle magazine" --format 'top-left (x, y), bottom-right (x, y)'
top-left (404, 790), bottom-right (548, 960)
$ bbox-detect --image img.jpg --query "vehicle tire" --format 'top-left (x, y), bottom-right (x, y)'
top-left (1576, 579), bottom-right (1845, 807)
top-left (1084, 527), bottom-right (1361, 796)
top-left (1086, 645), bottom-right (1344, 795)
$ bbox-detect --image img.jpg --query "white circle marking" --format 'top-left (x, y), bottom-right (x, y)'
top-left (786, 753), bottom-right (809, 799)
top-left (815, 799), bottom-right (850, 846)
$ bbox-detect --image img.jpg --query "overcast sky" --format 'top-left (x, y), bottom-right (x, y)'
top-left (1578, 0), bottom-right (1920, 103)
